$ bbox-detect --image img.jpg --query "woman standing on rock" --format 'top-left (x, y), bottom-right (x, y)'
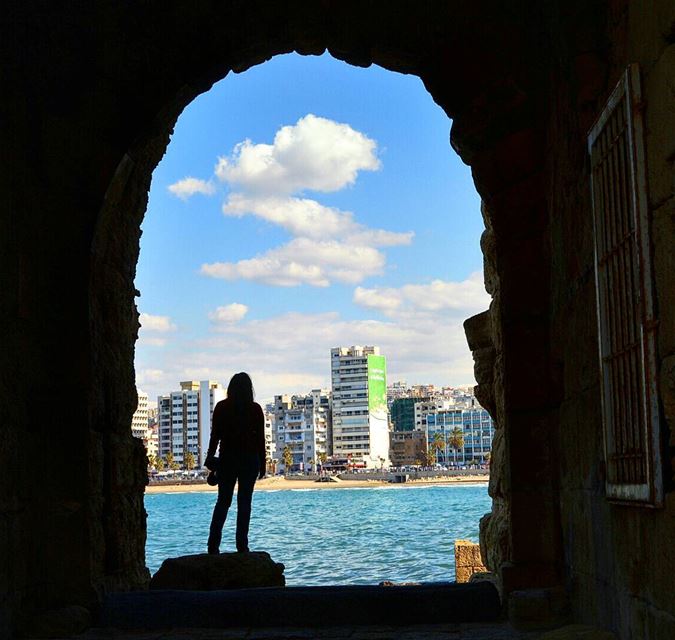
top-left (205, 372), bottom-right (266, 554)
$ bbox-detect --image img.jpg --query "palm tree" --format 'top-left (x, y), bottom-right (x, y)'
top-left (282, 445), bottom-right (293, 475)
top-left (431, 431), bottom-right (445, 465)
top-left (155, 456), bottom-right (165, 471)
top-left (165, 452), bottom-right (179, 471)
top-left (184, 451), bottom-right (195, 471)
top-left (447, 427), bottom-right (465, 466)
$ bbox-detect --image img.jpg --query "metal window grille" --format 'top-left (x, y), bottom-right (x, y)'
top-left (588, 64), bottom-right (663, 506)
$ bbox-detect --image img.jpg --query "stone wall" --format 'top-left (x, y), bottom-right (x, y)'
top-left (544, 1), bottom-right (675, 637)
top-left (465, 202), bottom-right (510, 579)
top-left (2, 1), bottom-right (673, 638)
top-left (1, 3), bottom-right (551, 632)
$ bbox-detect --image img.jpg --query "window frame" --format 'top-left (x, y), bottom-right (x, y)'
top-left (588, 64), bottom-right (663, 507)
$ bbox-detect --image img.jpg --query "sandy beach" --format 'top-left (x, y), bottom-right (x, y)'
top-left (145, 474), bottom-right (488, 494)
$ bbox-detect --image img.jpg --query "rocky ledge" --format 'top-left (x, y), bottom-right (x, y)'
top-left (150, 551), bottom-right (285, 590)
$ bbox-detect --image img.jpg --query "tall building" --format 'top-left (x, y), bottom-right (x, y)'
top-left (390, 397), bottom-right (419, 432)
top-left (131, 390), bottom-right (149, 440)
top-left (273, 390), bottom-right (331, 473)
top-left (263, 407), bottom-right (275, 471)
top-left (157, 380), bottom-right (226, 467)
top-left (330, 346), bottom-right (389, 468)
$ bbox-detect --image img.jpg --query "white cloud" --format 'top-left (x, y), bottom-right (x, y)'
top-left (201, 238), bottom-right (386, 287)
top-left (137, 313), bottom-right (177, 347)
top-left (140, 337), bottom-right (170, 347)
top-left (352, 287), bottom-right (402, 312)
top-left (353, 271), bottom-right (489, 317)
top-left (134, 300), bottom-right (486, 402)
top-left (136, 368), bottom-right (166, 391)
top-left (139, 368), bottom-right (165, 381)
top-left (214, 114), bottom-right (380, 195)
top-left (139, 313), bottom-right (176, 332)
top-left (222, 194), bottom-right (413, 246)
top-left (167, 177), bottom-right (216, 200)
top-left (166, 115), bottom-right (413, 288)
top-left (208, 303), bottom-right (249, 325)
top-left (135, 272), bottom-right (491, 400)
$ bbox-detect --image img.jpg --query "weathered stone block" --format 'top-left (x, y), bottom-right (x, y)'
top-left (150, 552), bottom-right (285, 590)
top-left (454, 541), bottom-right (487, 584)
top-left (455, 540), bottom-right (484, 567)
top-left (479, 497), bottom-right (510, 576)
top-left (455, 567), bottom-right (473, 583)
top-left (464, 311), bottom-right (493, 351)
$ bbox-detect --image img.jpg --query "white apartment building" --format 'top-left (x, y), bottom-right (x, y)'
top-left (330, 346), bottom-right (389, 468)
top-left (413, 398), bottom-right (453, 431)
top-left (131, 390), bottom-right (149, 439)
top-left (157, 380), bottom-right (225, 467)
top-left (145, 422), bottom-right (159, 459)
top-left (263, 408), bottom-right (275, 470)
top-left (273, 390), bottom-right (331, 473)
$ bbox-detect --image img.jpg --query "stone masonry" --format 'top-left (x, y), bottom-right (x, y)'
top-left (454, 541), bottom-right (489, 584)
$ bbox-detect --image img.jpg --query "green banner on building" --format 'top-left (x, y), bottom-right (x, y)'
top-left (367, 354), bottom-right (387, 419)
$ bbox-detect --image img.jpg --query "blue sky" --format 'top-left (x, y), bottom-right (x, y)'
top-left (135, 53), bottom-right (489, 402)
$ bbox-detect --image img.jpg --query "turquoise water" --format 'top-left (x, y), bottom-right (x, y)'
top-left (145, 483), bottom-right (491, 585)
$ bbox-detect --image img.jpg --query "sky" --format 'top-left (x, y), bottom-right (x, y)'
top-left (134, 53), bottom-right (489, 403)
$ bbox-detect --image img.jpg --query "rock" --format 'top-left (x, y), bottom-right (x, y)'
top-left (20, 605), bottom-right (91, 638)
top-left (150, 551), bottom-right (285, 590)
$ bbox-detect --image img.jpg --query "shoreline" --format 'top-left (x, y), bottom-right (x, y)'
top-left (145, 475), bottom-right (489, 494)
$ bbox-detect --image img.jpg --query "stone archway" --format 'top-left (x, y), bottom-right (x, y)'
top-left (4, 1), bottom-right (570, 631)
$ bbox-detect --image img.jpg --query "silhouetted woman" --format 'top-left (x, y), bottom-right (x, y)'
top-left (205, 372), bottom-right (266, 554)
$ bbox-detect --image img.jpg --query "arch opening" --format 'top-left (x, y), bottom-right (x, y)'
top-left (6, 3), bottom-right (570, 632)
top-left (8, 3), bottom-right (675, 638)
top-left (135, 51), bottom-right (494, 586)
top-left (89, 9), bottom-right (555, 608)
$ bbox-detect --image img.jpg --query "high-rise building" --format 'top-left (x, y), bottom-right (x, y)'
top-left (131, 390), bottom-right (149, 440)
top-left (263, 407), bottom-right (275, 471)
top-left (330, 346), bottom-right (389, 468)
top-left (157, 380), bottom-right (225, 467)
top-left (272, 390), bottom-right (331, 473)
top-left (390, 397), bottom-right (419, 432)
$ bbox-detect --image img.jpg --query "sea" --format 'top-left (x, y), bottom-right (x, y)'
top-left (145, 483), bottom-right (491, 585)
